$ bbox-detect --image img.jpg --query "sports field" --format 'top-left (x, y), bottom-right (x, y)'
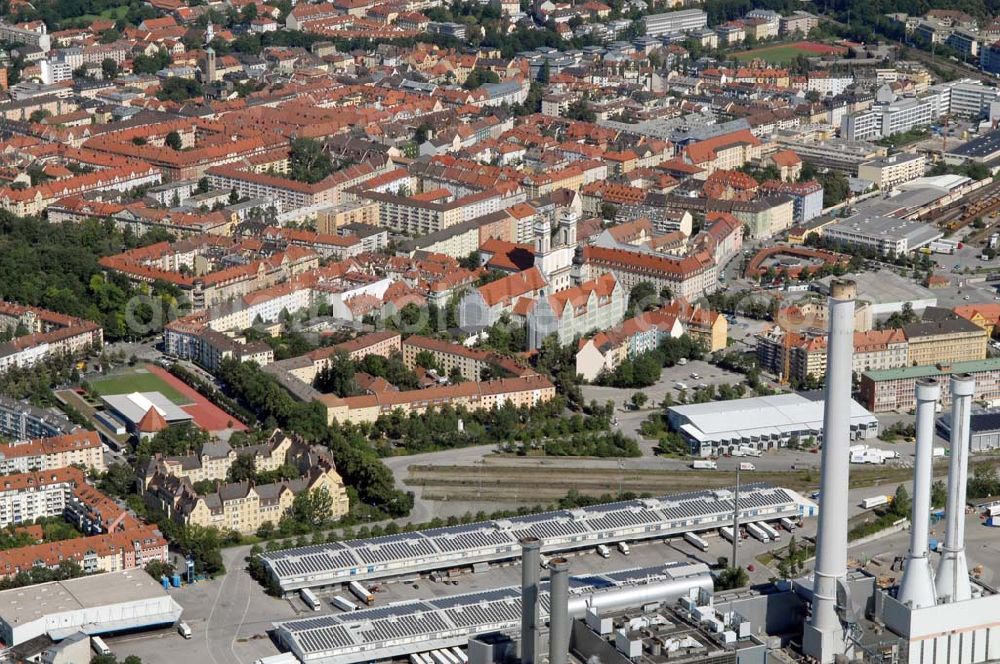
top-left (88, 367), bottom-right (190, 405)
top-left (734, 41), bottom-right (847, 64)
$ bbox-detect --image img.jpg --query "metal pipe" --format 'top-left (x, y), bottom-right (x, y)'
top-left (803, 279), bottom-right (855, 664)
top-left (520, 538), bottom-right (541, 664)
top-left (936, 373), bottom-right (975, 603)
top-left (548, 558), bottom-right (570, 664)
top-left (897, 378), bottom-right (940, 609)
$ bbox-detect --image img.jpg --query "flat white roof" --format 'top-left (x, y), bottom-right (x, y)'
top-left (669, 393), bottom-right (877, 443)
top-left (100, 391), bottom-right (191, 425)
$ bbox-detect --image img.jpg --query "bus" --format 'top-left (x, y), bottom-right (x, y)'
top-left (332, 595), bottom-right (358, 612)
top-left (683, 531), bottom-right (709, 552)
top-left (745, 522), bottom-right (770, 543)
top-left (349, 581), bottom-right (374, 605)
top-left (300, 588), bottom-right (321, 611)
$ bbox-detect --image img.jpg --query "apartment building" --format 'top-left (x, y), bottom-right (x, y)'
top-left (0, 164), bottom-right (162, 216)
top-left (0, 468), bottom-right (77, 528)
top-left (857, 152), bottom-right (926, 189)
top-left (149, 461), bottom-right (349, 535)
top-left (318, 374), bottom-right (556, 425)
top-left (0, 21), bottom-right (51, 52)
top-left (0, 302), bottom-right (103, 374)
top-left (758, 181), bottom-right (823, 224)
top-left (207, 163), bottom-right (385, 211)
top-left (575, 307), bottom-right (685, 381)
top-left (903, 309), bottom-right (988, 367)
top-left (0, 432), bottom-right (104, 475)
top-left (859, 358), bottom-right (1000, 412)
top-left (0, 395), bottom-right (77, 442)
top-left (756, 327), bottom-right (909, 383)
top-left (526, 273), bottom-right (627, 349)
top-left (580, 246), bottom-right (719, 302)
top-left (681, 129), bottom-right (764, 176)
top-left (0, 464), bottom-right (168, 578)
top-left (141, 430), bottom-right (297, 488)
top-left (401, 335), bottom-right (531, 381)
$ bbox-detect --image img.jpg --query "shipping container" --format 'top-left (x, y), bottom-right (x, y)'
top-left (332, 595), bottom-right (358, 612)
top-left (349, 580), bottom-right (374, 605)
top-left (300, 588), bottom-right (321, 611)
top-left (684, 531), bottom-right (709, 551)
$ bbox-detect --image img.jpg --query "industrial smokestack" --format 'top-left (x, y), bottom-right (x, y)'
top-left (548, 557), bottom-right (570, 664)
top-left (936, 373), bottom-right (975, 603)
top-left (520, 537), bottom-right (541, 664)
top-left (803, 279), bottom-right (855, 664)
top-left (897, 378), bottom-right (940, 609)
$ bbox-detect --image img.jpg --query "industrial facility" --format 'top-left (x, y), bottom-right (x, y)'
top-left (260, 484), bottom-right (816, 593)
top-left (0, 568), bottom-right (183, 647)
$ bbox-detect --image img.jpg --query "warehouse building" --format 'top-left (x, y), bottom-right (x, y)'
top-left (642, 9), bottom-right (707, 37)
top-left (273, 562), bottom-right (713, 664)
top-left (261, 484), bottom-right (815, 592)
top-left (0, 569), bottom-right (182, 646)
top-left (937, 408), bottom-right (1000, 452)
top-left (668, 393), bottom-right (879, 457)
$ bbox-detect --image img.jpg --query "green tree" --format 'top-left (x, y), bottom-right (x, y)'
top-left (157, 77), bottom-right (203, 102)
top-left (145, 559), bottom-right (175, 580)
top-left (630, 391), bottom-right (648, 409)
top-left (101, 57), bottom-right (118, 80)
top-left (289, 137), bottom-right (334, 184)
top-left (165, 130), bottom-right (183, 150)
top-left (627, 281), bottom-right (657, 317)
top-left (98, 463), bottom-right (136, 498)
top-left (292, 487), bottom-right (334, 526)
top-left (227, 452), bottom-right (257, 483)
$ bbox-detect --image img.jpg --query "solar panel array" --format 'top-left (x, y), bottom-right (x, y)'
top-left (263, 483), bottom-right (805, 589)
top-left (276, 564), bottom-right (700, 662)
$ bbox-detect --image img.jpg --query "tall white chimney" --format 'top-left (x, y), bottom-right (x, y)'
top-left (935, 373), bottom-right (975, 603)
top-left (803, 279), bottom-right (856, 664)
top-left (896, 378), bottom-right (940, 609)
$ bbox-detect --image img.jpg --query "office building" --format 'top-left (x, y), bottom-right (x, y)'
top-left (857, 152), bottom-right (926, 189)
top-left (643, 9), bottom-right (707, 37)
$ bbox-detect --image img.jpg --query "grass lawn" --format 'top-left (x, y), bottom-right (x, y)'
top-left (733, 45), bottom-right (809, 64)
top-left (89, 368), bottom-right (190, 405)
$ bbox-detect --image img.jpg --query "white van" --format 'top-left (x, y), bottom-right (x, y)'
top-left (178, 621), bottom-right (192, 639)
top-left (596, 544), bottom-right (611, 558)
top-left (617, 542), bottom-right (631, 555)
